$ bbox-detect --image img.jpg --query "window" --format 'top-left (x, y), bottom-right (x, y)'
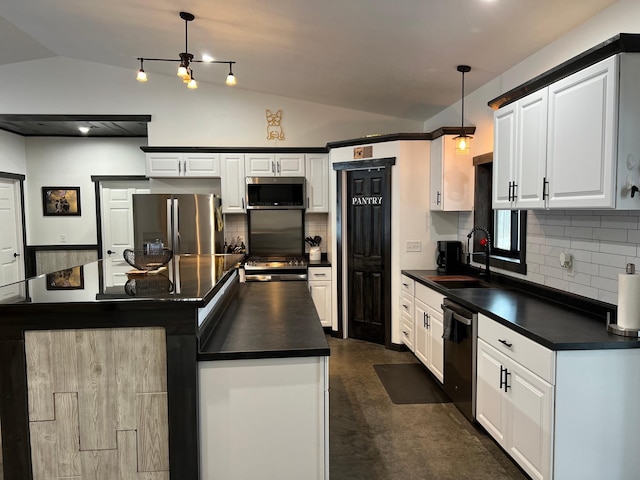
top-left (473, 157), bottom-right (527, 274)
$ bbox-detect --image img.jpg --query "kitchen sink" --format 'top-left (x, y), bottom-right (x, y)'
top-left (430, 279), bottom-right (492, 289)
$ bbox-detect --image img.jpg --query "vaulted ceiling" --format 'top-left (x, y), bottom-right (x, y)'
top-left (0, 0), bottom-right (618, 137)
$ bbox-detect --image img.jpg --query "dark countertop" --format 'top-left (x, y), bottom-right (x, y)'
top-left (402, 270), bottom-right (640, 351)
top-left (0, 254), bottom-right (245, 309)
top-left (308, 257), bottom-right (331, 267)
top-left (199, 281), bottom-right (330, 361)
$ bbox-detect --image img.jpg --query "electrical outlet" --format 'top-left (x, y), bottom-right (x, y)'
top-left (406, 241), bottom-right (422, 252)
top-left (60, 234), bottom-right (67, 243)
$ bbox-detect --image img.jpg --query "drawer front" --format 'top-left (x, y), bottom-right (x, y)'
top-left (415, 282), bottom-right (445, 311)
top-left (400, 313), bottom-right (414, 351)
top-left (400, 292), bottom-right (414, 317)
top-left (478, 314), bottom-right (555, 384)
top-left (401, 275), bottom-right (414, 296)
top-left (308, 267), bottom-right (331, 280)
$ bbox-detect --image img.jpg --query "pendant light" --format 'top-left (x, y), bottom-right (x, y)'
top-left (136, 12), bottom-right (237, 89)
top-left (453, 65), bottom-right (472, 155)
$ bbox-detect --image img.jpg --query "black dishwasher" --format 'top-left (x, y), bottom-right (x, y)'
top-left (441, 298), bottom-right (477, 423)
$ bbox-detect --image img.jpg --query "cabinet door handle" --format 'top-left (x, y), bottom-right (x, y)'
top-left (241, 198), bottom-right (245, 210)
top-left (402, 330), bottom-right (409, 337)
top-left (272, 161), bottom-right (276, 174)
top-left (498, 339), bottom-right (513, 348)
top-left (512, 182), bottom-right (518, 200)
top-left (426, 312), bottom-right (430, 328)
top-left (504, 369), bottom-right (511, 392)
top-left (314, 273), bottom-right (326, 277)
top-left (500, 365), bottom-right (507, 390)
top-left (402, 282), bottom-right (409, 287)
top-left (309, 285), bottom-right (312, 293)
top-left (13, 252), bottom-right (21, 258)
top-left (542, 177), bottom-right (549, 200)
top-left (508, 181), bottom-right (513, 201)
top-left (179, 161), bottom-right (182, 174)
top-left (403, 304), bottom-right (409, 310)
top-left (277, 161), bottom-right (281, 174)
top-left (436, 191), bottom-right (441, 205)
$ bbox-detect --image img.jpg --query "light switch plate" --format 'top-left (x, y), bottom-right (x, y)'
top-left (406, 241), bottom-right (422, 252)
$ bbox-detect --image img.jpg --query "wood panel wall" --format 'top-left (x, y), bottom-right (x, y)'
top-left (25, 327), bottom-right (169, 480)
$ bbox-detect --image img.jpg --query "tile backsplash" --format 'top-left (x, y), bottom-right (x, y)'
top-left (459, 210), bottom-right (640, 305)
top-left (223, 212), bottom-right (328, 254)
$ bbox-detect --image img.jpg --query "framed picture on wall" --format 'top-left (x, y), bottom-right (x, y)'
top-left (45, 266), bottom-right (84, 290)
top-left (42, 187), bottom-right (81, 216)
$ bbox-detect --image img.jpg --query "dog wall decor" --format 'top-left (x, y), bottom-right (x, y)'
top-left (266, 109), bottom-right (285, 140)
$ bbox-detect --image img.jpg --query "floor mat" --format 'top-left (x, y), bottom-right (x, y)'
top-left (373, 363), bottom-right (451, 405)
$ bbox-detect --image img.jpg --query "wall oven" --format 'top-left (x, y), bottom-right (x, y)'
top-left (441, 298), bottom-right (477, 423)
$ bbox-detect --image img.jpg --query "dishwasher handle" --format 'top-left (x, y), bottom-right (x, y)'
top-left (441, 305), bottom-right (472, 326)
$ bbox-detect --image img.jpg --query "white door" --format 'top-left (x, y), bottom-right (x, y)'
top-left (414, 298), bottom-right (429, 366)
top-left (245, 154), bottom-right (275, 176)
top-left (493, 103), bottom-right (517, 208)
top-left (101, 181), bottom-right (150, 287)
top-left (516, 89), bottom-right (548, 209)
top-left (276, 154), bottom-right (306, 176)
top-left (476, 339), bottom-right (509, 448)
top-left (429, 137), bottom-right (444, 210)
top-left (426, 305), bottom-right (444, 383)
top-left (547, 55), bottom-right (618, 209)
top-left (221, 154), bottom-right (247, 213)
top-left (0, 178), bottom-right (24, 298)
top-left (508, 361), bottom-right (554, 480)
top-left (309, 280), bottom-right (331, 327)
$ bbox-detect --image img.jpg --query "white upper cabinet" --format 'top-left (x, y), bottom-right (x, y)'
top-left (184, 153), bottom-right (221, 177)
top-left (493, 54), bottom-right (622, 210)
top-left (146, 152), bottom-right (221, 178)
top-left (493, 89), bottom-right (548, 209)
top-left (221, 154), bottom-right (246, 214)
top-left (245, 153), bottom-right (305, 177)
top-left (305, 154), bottom-right (329, 212)
top-left (430, 136), bottom-right (474, 211)
top-left (547, 55), bottom-right (618, 209)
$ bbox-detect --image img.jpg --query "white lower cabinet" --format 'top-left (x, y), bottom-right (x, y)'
top-left (400, 275), bottom-right (444, 383)
top-left (477, 314), bottom-right (554, 480)
top-left (308, 267), bottom-right (331, 327)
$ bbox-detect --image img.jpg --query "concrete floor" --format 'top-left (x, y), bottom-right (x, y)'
top-left (328, 335), bottom-right (528, 480)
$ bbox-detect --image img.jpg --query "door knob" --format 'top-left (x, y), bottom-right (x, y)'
top-left (13, 252), bottom-right (20, 258)
top-left (107, 250), bottom-right (114, 255)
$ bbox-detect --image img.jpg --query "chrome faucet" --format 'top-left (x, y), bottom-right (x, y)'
top-left (467, 226), bottom-right (491, 282)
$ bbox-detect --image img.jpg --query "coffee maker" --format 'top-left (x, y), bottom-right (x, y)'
top-left (436, 240), bottom-right (462, 273)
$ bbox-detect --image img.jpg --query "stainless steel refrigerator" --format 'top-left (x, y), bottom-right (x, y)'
top-left (132, 194), bottom-right (224, 254)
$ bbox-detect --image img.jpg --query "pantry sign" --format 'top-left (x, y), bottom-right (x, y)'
top-left (352, 196), bottom-right (383, 206)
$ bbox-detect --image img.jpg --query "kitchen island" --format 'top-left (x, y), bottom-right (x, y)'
top-left (0, 254), bottom-right (329, 480)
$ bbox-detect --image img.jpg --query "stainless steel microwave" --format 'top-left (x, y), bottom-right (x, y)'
top-left (246, 177), bottom-right (306, 209)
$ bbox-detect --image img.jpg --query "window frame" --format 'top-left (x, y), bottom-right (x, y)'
top-left (473, 155), bottom-right (527, 275)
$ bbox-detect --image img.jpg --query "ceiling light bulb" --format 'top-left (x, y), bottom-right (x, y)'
top-left (136, 69), bottom-right (148, 82)
top-left (177, 65), bottom-right (188, 78)
top-left (226, 73), bottom-right (237, 86)
top-left (78, 126), bottom-right (90, 134)
top-left (454, 135), bottom-right (471, 155)
top-left (187, 78), bottom-right (198, 89)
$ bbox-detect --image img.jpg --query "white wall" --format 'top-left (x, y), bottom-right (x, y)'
top-left (0, 130), bottom-right (27, 175)
top-left (24, 137), bottom-right (146, 245)
top-left (0, 57), bottom-right (421, 148)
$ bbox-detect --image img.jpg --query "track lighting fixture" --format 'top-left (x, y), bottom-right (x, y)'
top-left (136, 11), bottom-right (236, 89)
top-left (453, 65), bottom-right (472, 155)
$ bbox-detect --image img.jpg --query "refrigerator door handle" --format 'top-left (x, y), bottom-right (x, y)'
top-left (166, 199), bottom-right (174, 251)
top-left (173, 199), bottom-right (180, 254)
